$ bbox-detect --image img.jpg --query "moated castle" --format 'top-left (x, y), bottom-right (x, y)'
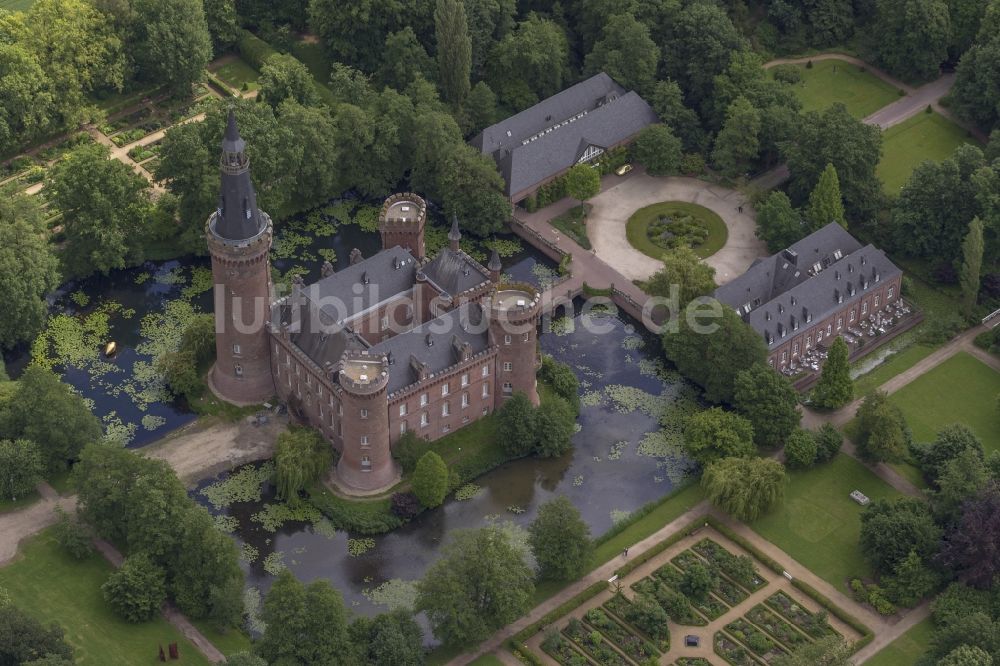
top-left (207, 112), bottom-right (540, 493)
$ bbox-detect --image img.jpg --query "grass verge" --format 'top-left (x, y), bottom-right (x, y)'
top-left (778, 59), bottom-right (900, 118)
top-left (750, 453), bottom-right (902, 591)
top-left (549, 204), bottom-right (592, 250)
top-left (625, 201), bottom-right (727, 260)
top-left (864, 616), bottom-right (934, 666)
top-left (0, 530), bottom-right (210, 665)
top-left (878, 112), bottom-right (976, 193)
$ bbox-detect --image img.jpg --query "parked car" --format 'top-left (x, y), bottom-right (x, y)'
top-left (615, 164), bottom-right (633, 176)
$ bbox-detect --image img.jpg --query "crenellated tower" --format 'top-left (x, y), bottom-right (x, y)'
top-left (336, 351), bottom-right (398, 490)
top-left (378, 193), bottom-right (426, 260)
top-left (489, 284), bottom-right (541, 405)
top-left (206, 110), bottom-right (276, 405)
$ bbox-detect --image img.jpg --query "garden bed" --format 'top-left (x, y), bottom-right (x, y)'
top-left (583, 608), bottom-right (660, 663)
top-left (745, 605), bottom-right (812, 651)
top-left (541, 630), bottom-right (593, 666)
top-left (692, 538), bottom-right (768, 591)
top-left (676, 659), bottom-right (712, 666)
top-left (603, 593), bottom-right (670, 652)
top-left (632, 577), bottom-right (707, 626)
top-left (563, 618), bottom-right (629, 666)
top-left (724, 618), bottom-right (780, 657)
top-left (765, 592), bottom-right (839, 639)
top-left (714, 631), bottom-right (760, 666)
top-left (549, 204), bottom-right (592, 250)
top-left (127, 142), bottom-right (161, 163)
top-left (625, 201), bottom-right (727, 260)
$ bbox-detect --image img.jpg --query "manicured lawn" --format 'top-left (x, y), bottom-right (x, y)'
top-left (865, 617), bottom-right (934, 666)
top-left (625, 201), bottom-right (728, 260)
top-left (751, 454), bottom-right (902, 590)
top-left (777, 59), bottom-right (901, 118)
top-left (878, 112), bottom-right (975, 193)
top-left (0, 530), bottom-right (210, 666)
top-left (889, 351), bottom-right (1000, 449)
top-left (550, 204), bottom-right (592, 250)
top-left (190, 619), bottom-right (252, 656)
top-left (0, 0), bottom-right (35, 11)
top-left (852, 343), bottom-right (935, 397)
top-left (209, 57), bottom-right (260, 91)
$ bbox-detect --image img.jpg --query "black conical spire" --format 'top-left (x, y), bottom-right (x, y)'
top-left (214, 110), bottom-right (264, 241)
top-left (488, 246), bottom-right (502, 272)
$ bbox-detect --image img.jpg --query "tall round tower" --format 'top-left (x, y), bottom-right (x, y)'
top-left (489, 284), bottom-right (541, 405)
top-left (378, 192), bottom-right (426, 260)
top-left (206, 110), bottom-right (276, 405)
top-left (336, 351), bottom-right (398, 492)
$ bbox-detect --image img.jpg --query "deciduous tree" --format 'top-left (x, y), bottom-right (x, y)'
top-left (488, 14), bottom-right (568, 105)
top-left (528, 496), bottom-right (592, 580)
top-left (533, 397), bottom-right (576, 458)
top-left (812, 336), bottom-right (852, 408)
top-left (496, 392), bottom-right (536, 457)
top-left (661, 2), bottom-right (746, 110)
top-left (259, 570), bottom-right (353, 665)
top-left (683, 408), bottom-right (756, 464)
top-left (859, 498), bottom-right (942, 574)
top-left (733, 364), bottom-right (801, 449)
top-left (435, 0), bottom-right (472, 107)
top-left (813, 423), bottom-right (844, 463)
top-left (412, 451), bottom-right (449, 508)
top-left (583, 12), bottom-right (658, 94)
top-left (0, 439), bottom-right (43, 499)
top-left (755, 191), bottom-right (804, 253)
top-left (702, 456), bottom-right (786, 521)
top-left (771, 636), bottom-right (852, 666)
top-left (910, 423), bottom-right (984, 485)
top-left (417, 525), bottom-right (534, 646)
top-left (632, 124), bottom-right (683, 176)
top-left (275, 427), bottom-right (331, 504)
top-left (101, 553), bottom-right (167, 623)
top-left (0, 602), bottom-right (74, 665)
top-left (805, 163), bottom-right (846, 231)
top-left (783, 429), bottom-right (818, 469)
top-left (938, 481), bottom-right (1000, 589)
top-left (712, 96), bottom-right (761, 178)
top-left (869, 0), bottom-right (951, 83)
top-left (642, 246), bottom-right (717, 306)
top-left (563, 163), bottom-right (600, 212)
top-left (349, 610), bottom-right (424, 666)
top-left (258, 54), bottom-right (320, 109)
top-left (855, 390), bottom-right (910, 462)
top-left (132, 0), bottom-right (212, 93)
top-left (436, 144), bottom-right (509, 237)
top-left (378, 27), bottom-right (433, 91)
top-left (960, 217), bottom-right (985, 317)
top-left (647, 80), bottom-right (706, 152)
top-left (952, 38), bottom-right (1000, 132)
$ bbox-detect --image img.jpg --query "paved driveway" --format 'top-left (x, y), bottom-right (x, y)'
top-left (587, 172), bottom-right (767, 285)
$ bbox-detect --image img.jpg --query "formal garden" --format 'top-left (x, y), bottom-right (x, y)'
top-left (523, 526), bottom-right (866, 665)
top-left (774, 59), bottom-right (902, 119)
top-left (626, 203), bottom-right (728, 261)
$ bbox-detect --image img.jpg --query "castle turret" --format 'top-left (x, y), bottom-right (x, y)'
top-left (378, 193), bottom-right (426, 260)
top-left (488, 247), bottom-right (502, 283)
top-left (448, 214), bottom-right (462, 252)
top-left (489, 284), bottom-right (541, 405)
top-left (207, 110), bottom-right (276, 405)
top-left (336, 351), bottom-right (398, 491)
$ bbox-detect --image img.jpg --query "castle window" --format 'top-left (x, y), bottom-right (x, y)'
top-left (849, 309), bottom-right (856, 323)
top-left (461, 373), bottom-right (469, 387)
top-left (234, 364), bottom-right (243, 377)
top-left (502, 382), bottom-right (513, 394)
top-left (360, 408), bottom-right (368, 419)
top-left (523, 333), bottom-right (529, 342)
top-left (837, 317), bottom-right (843, 330)
top-left (400, 422), bottom-right (407, 434)
top-left (338, 403), bottom-right (343, 416)
top-left (442, 402), bottom-right (450, 417)
top-left (781, 351), bottom-right (788, 364)
top-left (441, 383), bottom-right (450, 397)
top-left (462, 393), bottom-right (470, 408)
top-left (399, 404), bottom-right (407, 417)
top-left (504, 334), bottom-right (511, 345)
top-left (420, 393), bottom-right (428, 406)
top-left (482, 384), bottom-right (489, 397)
top-left (274, 343), bottom-right (278, 355)
top-left (360, 435), bottom-right (369, 447)
top-left (888, 286), bottom-right (895, 299)
top-left (827, 324), bottom-right (832, 335)
top-left (861, 302), bottom-right (868, 316)
top-left (233, 343), bottom-right (241, 355)
top-left (482, 366), bottom-right (489, 377)
top-left (806, 336), bottom-right (812, 349)
top-left (874, 295), bottom-right (880, 307)
top-left (330, 413), bottom-right (335, 427)
top-left (443, 424), bottom-right (451, 433)
top-left (420, 412), bottom-right (429, 427)
top-left (381, 316), bottom-right (389, 331)
top-left (361, 455), bottom-right (371, 469)
top-left (503, 362), bottom-right (512, 372)
top-left (793, 342), bottom-right (799, 355)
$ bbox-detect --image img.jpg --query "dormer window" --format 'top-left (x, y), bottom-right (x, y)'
top-left (834, 249), bottom-right (843, 260)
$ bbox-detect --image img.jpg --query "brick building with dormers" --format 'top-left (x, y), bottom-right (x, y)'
top-left (207, 112), bottom-right (540, 493)
top-left (715, 223), bottom-right (903, 372)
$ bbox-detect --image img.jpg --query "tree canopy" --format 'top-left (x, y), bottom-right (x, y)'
top-left (683, 407), bottom-right (756, 464)
top-left (528, 495), bottom-right (592, 580)
top-left (733, 364), bottom-right (800, 449)
top-left (702, 456), bottom-right (786, 521)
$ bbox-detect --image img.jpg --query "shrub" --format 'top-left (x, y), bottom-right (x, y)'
top-left (533, 396), bottom-right (576, 458)
top-left (680, 153), bottom-right (706, 175)
top-left (849, 578), bottom-right (867, 603)
top-left (496, 392), bottom-right (536, 457)
top-left (918, 313), bottom-right (964, 344)
top-left (237, 29), bottom-right (280, 70)
top-left (538, 356), bottom-right (580, 413)
top-left (101, 554), bottom-right (167, 622)
top-left (0, 439), bottom-right (43, 500)
top-left (393, 431), bottom-right (427, 474)
top-left (52, 507), bottom-right (93, 560)
top-left (390, 492), bottom-right (421, 519)
top-left (784, 428), bottom-right (818, 469)
top-left (771, 64), bottom-right (802, 84)
top-left (813, 423), bottom-right (843, 463)
top-left (412, 452), bottom-right (449, 508)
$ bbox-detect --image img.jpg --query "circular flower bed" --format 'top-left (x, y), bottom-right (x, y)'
top-left (625, 202), bottom-right (728, 260)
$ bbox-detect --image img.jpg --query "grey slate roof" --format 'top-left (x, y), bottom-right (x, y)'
top-left (420, 248), bottom-right (491, 297)
top-left (215, 111), bottom-right (267, 241)
top-left (306, 246), bottom-right (418, 324)
top-left (470, 73), bottom-right (658, 197)
top-left (370, 305), bottom-right (490, 394)
top-left (715, 223), bottom-right (901, 351)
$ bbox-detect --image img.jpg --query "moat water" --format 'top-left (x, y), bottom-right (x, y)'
top-left (2, 201), bottom-right (701, 639)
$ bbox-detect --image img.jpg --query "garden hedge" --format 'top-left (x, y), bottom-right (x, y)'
top-left (508, 580), bottom-right (607, 664)
top-left (237, 30), bottom-right (280, 71)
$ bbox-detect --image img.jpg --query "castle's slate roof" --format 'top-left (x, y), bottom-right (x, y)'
top-left (419, 249), bottom-right (491, 297)
top-left (715, 223), bottom-right (901, 351)
top-left (370, 306), bottom-right (490, 394)
top-left (308, 247), bottom-right (418, 324)
top-left (214, 111), bottom-right (267, 241)
top-left (470, 73), bottom-right (658, 197)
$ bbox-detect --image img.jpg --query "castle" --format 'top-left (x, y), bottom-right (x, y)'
top-left (207, 112), bottom-right (541, 493)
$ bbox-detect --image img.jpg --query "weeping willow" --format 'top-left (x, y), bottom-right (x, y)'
top-left (274, 427), bottom-right (332, 504)
top-left (702, 456), bottom-right (786, 522)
